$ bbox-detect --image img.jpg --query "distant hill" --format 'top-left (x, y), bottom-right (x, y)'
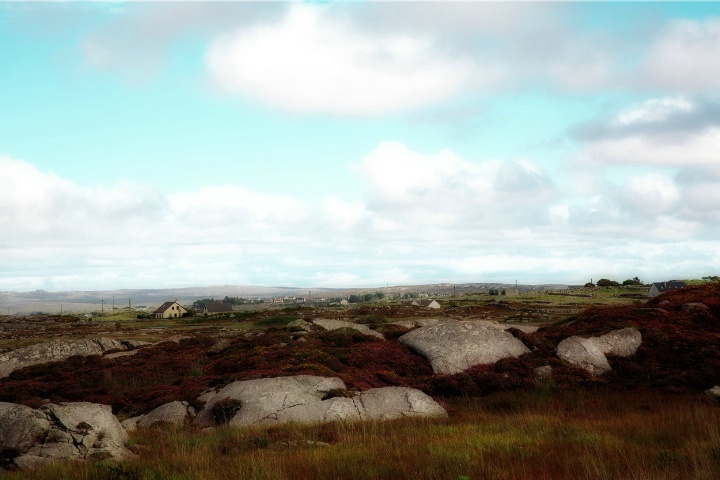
top-left (0, 282), bottom-right (568, 315)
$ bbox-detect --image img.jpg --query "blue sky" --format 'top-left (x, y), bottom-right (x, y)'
top-left (1, 1), bottom-right (720, 291)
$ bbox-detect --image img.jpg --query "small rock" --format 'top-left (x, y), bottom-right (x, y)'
top-left (533, 365), bottom-right (553, 382)
top-left (705, 386), bottom-right (720, 397)
top-left (207, 339), bottom-right (232, 355)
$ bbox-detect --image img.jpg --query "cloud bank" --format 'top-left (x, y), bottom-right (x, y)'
top-left (2, 138), bottom-right (718, 291)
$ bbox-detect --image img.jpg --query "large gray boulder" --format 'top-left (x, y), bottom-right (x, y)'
top-left (122, 401), bottom-right (195, 431)
top-left (192, 376), bottom-right (446, 429)
top-left (0, 402), bottom-right (52, 455)
top-left (556, 337), bottom-right (611, 376)
top-left (0, 401), bottom-right (132, 470)
top-left (0, 338), bottom-right (126, 379)
top-left (312, 319), bottom-right (385, 339)
top-left (398, 321), bottom-right (530, 374)
top-left (193, 375), bottom-right (345, 427)
top-left (358, 387), bottom-right (447, 420)
top-left (556, 327), bottom-right (642, 376)
top-left (594, 328), bottom-right (642, 357)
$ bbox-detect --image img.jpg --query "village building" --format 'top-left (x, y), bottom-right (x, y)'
top-left (153, 301), bottom-right (187, 319)
top-left (411, 299), bottom-right (441, 309)
top-left (202, 302), bottom-right (234, 316)
top-left (648, 281), bottom-right (686, 298)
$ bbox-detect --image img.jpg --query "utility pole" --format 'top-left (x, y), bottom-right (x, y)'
top-left (101, 300), bottom-right (104, 317)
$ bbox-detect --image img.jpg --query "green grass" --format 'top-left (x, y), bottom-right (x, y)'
top-left (6, 390), bottom-right (720, 480)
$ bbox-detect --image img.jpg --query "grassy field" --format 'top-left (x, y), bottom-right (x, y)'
top-left (5, 389), bottom-right (719, 480)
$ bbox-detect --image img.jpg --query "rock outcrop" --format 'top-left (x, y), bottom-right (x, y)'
top-left (207, 339), bottom-right (232, 355)
top-left (392, 318), bottom-right (443, 329)
top-left (556, 327), bottom-right (642, 376)
top-left (0, 338), bottom-right (126, 379)
top-left (312, 319), bottom-right (385, 339)
top-left (398, 321), bottom-right (530, 374)
top-left (0, 401), bottom-right (132, 470)
top-left (122, 401), bottom-right (196, 431)
top-left (556, 337), bottom-right (611, 375)
top-left (705, 386), bottom-right (720, 397)
top-left (191, 375), bottom-right (446, 429)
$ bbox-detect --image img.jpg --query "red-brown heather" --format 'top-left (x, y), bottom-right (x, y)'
top-left (1, 283), bottom-right (719, 420)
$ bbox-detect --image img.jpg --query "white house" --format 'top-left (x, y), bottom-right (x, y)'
top-left (153, 301), bottom-right (187, 319)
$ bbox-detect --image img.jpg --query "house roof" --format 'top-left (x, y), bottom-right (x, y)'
top-left (651, 281), bottom-right (686, 293)
top-left (204, 302), bottom-right (234, 313)
top-left (412, 299), bottom-right (440, 307)
top-left (153, 301), bottom-right (183, 314)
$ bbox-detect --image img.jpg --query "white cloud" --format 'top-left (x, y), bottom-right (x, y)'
top-left (620, 173), bottom-right (680, 216)
top-left (205, 5), bottom-right (477, 116)
top-left (574, 95), bottom-right (720, 171)
top-left (350, 141), bottom-right (497, 207)
top-left (640, 19), bottom-right (720, 91)
top-left (617, 97), bottom-right (695, 126)
top-left (2, 146), bottom-right (719, 291)
top-left (583, 126), bottom-right (720, 169)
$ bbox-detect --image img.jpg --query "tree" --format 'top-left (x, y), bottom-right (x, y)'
top-left (596, 278), bottom-right (620, 287)
top-left (622, 277), bottom-right (643, 286)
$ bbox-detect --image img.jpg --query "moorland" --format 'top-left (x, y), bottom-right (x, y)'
top-left (1, 282), bottom-right (719, 479)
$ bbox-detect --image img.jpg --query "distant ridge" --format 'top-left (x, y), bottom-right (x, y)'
top-left (0, 283), bottom-right (568, 315)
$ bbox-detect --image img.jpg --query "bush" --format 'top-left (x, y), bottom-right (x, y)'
top-left (596, 279), bottom-right (620, 287)
top-left (212, 398), bottom-right (243, 425)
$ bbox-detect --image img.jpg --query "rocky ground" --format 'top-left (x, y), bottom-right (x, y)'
top-left (1, 283), bottom-right (719, 471)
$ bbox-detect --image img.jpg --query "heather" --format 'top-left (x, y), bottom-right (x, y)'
top-left (2, 283), bottom-right (720, 479)
top-left (2, 284), bottom-right (719, 418)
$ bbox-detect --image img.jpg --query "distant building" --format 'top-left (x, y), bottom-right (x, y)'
top-left (411, 299), bottom-right (441, 309)
top-left (153, 301), bottom-right (187, 319)
top-left (202, 302), bottom-right (234, 316)
top-left (648, 281), bottom-right (686, 298)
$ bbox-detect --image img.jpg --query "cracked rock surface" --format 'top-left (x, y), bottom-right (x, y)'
top-left (0, 338), bottom-right (126, 379)
top-left (397, 321), bottom-right (530, 374)
top-left (0, 401), bottom-right (132, 470)
top-left (122, 401), bottom-right (196, 431)
top-left (192, 375), bottom-right (446, 429)
top-left (556, 327), bottom-right (642, 376)
top-left (311, 319), bottom-right (385, 339)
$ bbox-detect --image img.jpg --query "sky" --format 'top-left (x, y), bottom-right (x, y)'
top-left (1, 1), bottom-right (720, 291)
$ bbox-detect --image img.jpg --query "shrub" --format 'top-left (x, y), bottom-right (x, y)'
top-left (212, 398), bottom-right (243, 425)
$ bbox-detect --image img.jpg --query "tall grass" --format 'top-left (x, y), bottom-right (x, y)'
top-left (5, 389), bottom-right (720, 480)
